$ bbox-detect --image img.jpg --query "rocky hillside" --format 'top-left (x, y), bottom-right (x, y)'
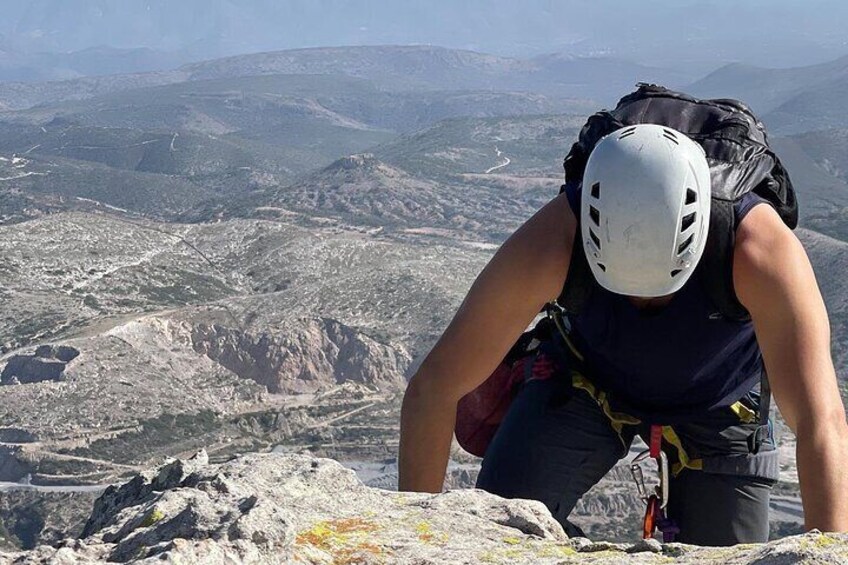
top-left (207, 153), bottom-right (545, 242)
top-left (0, 489), bottom-right (96, 552)
top-left (1, 451), bottom-right (844, 564)
top-left (0, 210), bottom-right (488, 495)
top-left (0, 73), bottom-right (589, 222)
top-left (374, 113), bottom-right (586, 178)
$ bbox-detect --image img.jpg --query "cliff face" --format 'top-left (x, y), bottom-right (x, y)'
top-left (188, 318), bottom-right (409, 394)
top-left (2, 451), bottom-right (845, 564)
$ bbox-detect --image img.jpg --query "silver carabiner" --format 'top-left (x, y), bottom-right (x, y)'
top-left (630, 455), bottom-right (649, 500)
top-left (630, 449), bottom-right (670, 509)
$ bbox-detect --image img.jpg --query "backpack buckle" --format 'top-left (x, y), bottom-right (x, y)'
top-left (747, 422), bottom-right (772, 455)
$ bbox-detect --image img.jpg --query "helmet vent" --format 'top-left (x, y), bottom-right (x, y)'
top-left (597, 263), bottom-right (606, 272)
top-left (662, 128), bottom-right (679, 144)
top-left (677, 234), bottom-right (694, 254)
top-left (618, 126), bottom-right (637, 139)
top-left (591, 182), bottom-right (600, 199)
top-left (589, 230), bottom-right (601, 249)
top-left (685, 188), bottom-right (697, 205)
top-left (670, 269), bottom-right (682, 278)
top-left (681, 212), bottom-right (696, 232)
top-left (589, 206), bottom-right (600, 226)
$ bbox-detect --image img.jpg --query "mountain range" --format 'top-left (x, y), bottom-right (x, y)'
top-left (2, 43), bottom-right (848, 550)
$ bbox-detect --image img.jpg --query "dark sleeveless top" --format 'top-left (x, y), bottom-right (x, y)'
top-left (564, 188), bottom-right (768, 424)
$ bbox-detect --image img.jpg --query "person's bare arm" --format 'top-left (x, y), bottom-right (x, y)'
top-left (734, 204), bottom-right (848, 531)
top-left (398, 194), bottom-right (576, 492)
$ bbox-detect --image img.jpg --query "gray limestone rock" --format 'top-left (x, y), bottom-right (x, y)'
top-left (2, 452), bottom-right (847, 564)
top-left (627, 538), bottom-right (664, 553)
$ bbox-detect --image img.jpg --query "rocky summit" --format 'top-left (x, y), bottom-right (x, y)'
top-left (1, 451), bottom-right (845, 564)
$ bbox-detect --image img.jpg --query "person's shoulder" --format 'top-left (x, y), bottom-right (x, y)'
top-left (500, 192), bottom-right (577, 302)
top-left (525, 192), bottom-right (577, 265)
top-left (734, 202), bottom-right (799, 269)
top-left (733, 202), bottom-right (807, 307)
top-left (534, 191), bottom-right (577, 241)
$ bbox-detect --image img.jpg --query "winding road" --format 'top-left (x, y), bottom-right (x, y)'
top-left (484, 146), bottom-right (510, 174)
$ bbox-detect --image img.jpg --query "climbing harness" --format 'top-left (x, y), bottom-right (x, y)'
top-left (462, 304), bottom-right (774, 543)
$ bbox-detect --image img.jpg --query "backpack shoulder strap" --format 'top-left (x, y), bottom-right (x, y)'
top-left (555, 111), bottom-right (624, 314)
top-left (696, 199), bottom-right (750, 321)
top-left (557, 191), bottom-right (595, 313)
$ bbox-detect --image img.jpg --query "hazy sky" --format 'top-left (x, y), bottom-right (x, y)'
top-left (1, 0), bottom-right (847, 71)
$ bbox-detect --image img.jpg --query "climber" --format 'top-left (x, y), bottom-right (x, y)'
top-left (398, 86), bottom-right (848, 546)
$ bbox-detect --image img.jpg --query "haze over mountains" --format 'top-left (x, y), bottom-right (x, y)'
top-left (3, 0), bottom-right (848, 80)
top-left (2, 29), bottom-right (848, 551)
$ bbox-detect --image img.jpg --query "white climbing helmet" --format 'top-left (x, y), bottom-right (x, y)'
top-left (581, 124), bottom-right (712, 297)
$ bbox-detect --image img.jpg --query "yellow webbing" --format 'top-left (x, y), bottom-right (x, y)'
top-left (571, 372), bottom-right (641, 448)
top-left (729, 400), bottom-right (757, 424)
top-left (553, 315), bottom-right (751, 477)
top-left (661, 425), bottom-right (703, 476)
top-left (554, 317), bottom-right (585, 363)
top-left (663, 400), bottom-right (753, 475)
top-left (571, 371), bottom-right (709, 476)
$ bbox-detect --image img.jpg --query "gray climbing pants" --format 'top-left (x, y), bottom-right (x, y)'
top-left (475, 376), bottom-right (779, 546)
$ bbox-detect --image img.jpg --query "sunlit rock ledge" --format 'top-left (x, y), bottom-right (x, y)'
top-left (2, 451), bottom-right (845, 564)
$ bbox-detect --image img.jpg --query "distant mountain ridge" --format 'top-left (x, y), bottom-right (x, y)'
top-left (180, 45), bottom-right (527, 87)
top-left (688, 55), bottom-right (848, 112)
top-left (0, 44), bottom-right (688, 112)
top-left (687, 55), bottom-right (848, 133)
top-left (11, 42), bottom-right (848, 129)
top-left (0, 72), bottom-right (586, 221)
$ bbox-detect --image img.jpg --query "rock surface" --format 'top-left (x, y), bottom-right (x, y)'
top-left (189, 318), bottom-right (409, 394)
top-left (0, 345), bottom-right (80, 385)
top-left (1, 451), bottom-right (845, 564)
top-left (0, 489), bottom-right (96, 551)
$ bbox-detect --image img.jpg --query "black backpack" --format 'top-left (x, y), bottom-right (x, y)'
top-left (557, 83), bottom-right (797, 321)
